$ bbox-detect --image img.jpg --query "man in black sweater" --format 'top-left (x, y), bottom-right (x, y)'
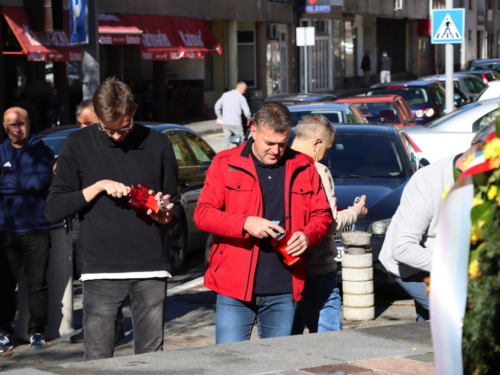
top-left (45, 77), bottom-right (180, 360)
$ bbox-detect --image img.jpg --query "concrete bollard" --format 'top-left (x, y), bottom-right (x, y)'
top-left (18, 225), bottom-right (74, 341)
top-left (341, 231), bottom-right (375, 321)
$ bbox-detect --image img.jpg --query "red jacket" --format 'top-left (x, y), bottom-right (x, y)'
top-left (194, 140), bottom-right (332, 302)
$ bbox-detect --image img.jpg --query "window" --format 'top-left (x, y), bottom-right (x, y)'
top-left (473, 108), bottom-right (500, 132)
top-left (469, 0), bottom-right (473, 10)
top-left (180, 131), bottom-right (215, 164)
top-left (164, 131), bottom-right (195, 167)
top-left (237, 30), bottom-right (256, 87)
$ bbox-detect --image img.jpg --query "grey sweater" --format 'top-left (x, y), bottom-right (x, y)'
top-left (214, 90), bottom-right (251, 127)
top-left (379, 155), bottom-right (456, 278)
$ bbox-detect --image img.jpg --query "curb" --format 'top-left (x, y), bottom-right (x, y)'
top-left (196, 127), bottom-right (223, 136)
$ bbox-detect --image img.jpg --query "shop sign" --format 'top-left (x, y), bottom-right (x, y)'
top-left (297, 0), bottom-right (335, 13)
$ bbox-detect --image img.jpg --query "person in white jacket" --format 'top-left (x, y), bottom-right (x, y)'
top-left (379, 144), bottom-right (480, 322)
top-left (291, 114), bottom-right (367, 333)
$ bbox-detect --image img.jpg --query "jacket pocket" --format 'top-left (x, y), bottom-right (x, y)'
top-left (226, 178), bottom-right (254, 191)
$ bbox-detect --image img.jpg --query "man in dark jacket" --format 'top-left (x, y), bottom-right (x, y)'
top-left (361, 50), bottom-right (371, 87)
top-left (195, 102), bottom-right (332, 344)
top-left (0, 107), bottom-right (54, 352)
top-left (45, 78), bottom-right (180, 360)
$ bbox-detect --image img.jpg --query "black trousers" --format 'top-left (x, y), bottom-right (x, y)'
top-left (0, 230), bottom-right (50, 336)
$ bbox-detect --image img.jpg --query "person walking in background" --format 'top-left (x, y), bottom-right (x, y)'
top-left (361, 50), bottom-right (371, 87)
top-left (195, 102), bottom-right (332, 344)
top-left (45, 77), bottom-right (180, 360)
top-left (0, 107), bottom-right (54, 352)
top-left (290, 115), bottom-right (367, 334)
top-left (380, 51), bottom-right (392, 83)
top-left (215, 81), bottom-right (251, 149)
top-left (379, 144), bottom-right (480, 322)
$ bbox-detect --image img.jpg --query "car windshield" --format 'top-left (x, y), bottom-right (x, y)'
top-left (323, 134), bottom-right (408, 178)
top-left (367, 88), bottom-right (429, 106)
top-left (424, 102), bottom-right (481, 128)
top-left (290, 110), bottom-right (344, 125)
top-left (348, 102), bottom-right (400, 124)
top-left (38, 135), bottom-right (68, 158)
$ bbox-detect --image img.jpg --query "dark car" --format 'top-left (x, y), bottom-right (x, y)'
top-left (37, 123), bottom-right (216, 274)
top-left (464, 58), bottom-right (500, 74)
top-left (366, 81), bottom-right (448, 125)
top-left (419, 72), bottom-right (486, 101)
top-left (319, 124), bottom-right (424, 264)
top-left (264, 93), bottom-right (338, 106)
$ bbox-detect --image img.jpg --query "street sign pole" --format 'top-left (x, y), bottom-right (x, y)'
top-left (445, 0), bottom-right (454, 114)
top-left (431, 7), bottom-right (465, 115)
top-left (296, 26), bottom-right (315, 94)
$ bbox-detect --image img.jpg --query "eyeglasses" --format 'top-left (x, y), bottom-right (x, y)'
top-left (97, 121), bottom-right (134, 135)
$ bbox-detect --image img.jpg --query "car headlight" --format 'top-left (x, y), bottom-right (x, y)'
top-left (367, 219), bottom-right (392, 235)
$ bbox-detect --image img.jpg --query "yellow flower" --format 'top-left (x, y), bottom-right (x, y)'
top-left (469, 259), bottom-right (481, 279)
top-left (473, 197), bottom-right (484, 207)
top-left (483, 138), bottom-right (500, 160)
top-left (471, 226), bottom-right (481, 245)
top-left (442, 188), bottom-right (450, 201)
top-left (488, 185), bottom-right (499, 200)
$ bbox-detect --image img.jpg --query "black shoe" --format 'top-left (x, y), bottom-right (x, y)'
top-left (70, 329), bottom-right (84, 344)
top-left (0, 333), bottom-right (13, 353)
top-left (114, 330), bottom-right (126, 347)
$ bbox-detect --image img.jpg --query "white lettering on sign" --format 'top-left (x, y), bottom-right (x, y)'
top-left (142, 30), bottom-right (171, 47)
top-left (70, 51), bottom-right (82, 61)
top-left (126, 35), bottom-right (141, 44)
top-left (142, 52), bottom-right (153, 60)
top-left (28, 52), bottom-right (44, 61)
top-left (178, 30), bottom-right (203, 47)
top-left (100, 36), bottom-right (113, 44)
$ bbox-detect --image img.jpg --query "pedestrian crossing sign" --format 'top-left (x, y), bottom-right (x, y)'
top-left (431, 9), bottom-right (465, 44)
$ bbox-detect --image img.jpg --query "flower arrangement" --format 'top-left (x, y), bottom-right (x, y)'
top-left (461, 119), bottom-right (500, 374)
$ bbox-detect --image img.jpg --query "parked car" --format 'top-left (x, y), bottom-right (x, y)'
top-left (335, 94), bottom-right (416, 127)
top-left (286, 102), bottom-right (367, 125)
top-left (471, 121), bottom-right (496, 146)
top-left (464, 58), bottom-right (500, 74)
top-left (419, 72), bottom-right (486, 101)
top-left (264, 93), bottom-right (338, 106)
top-left (400, 98), bottom-right (500, 163)
top-left (476, 80), bottom-right (500, 101)
top-left (462, 69), bottom-right (500, 85)
top-left (37, 123), bottom-right (216, 274)
top-left (366, 81), bottom-right (448, 125)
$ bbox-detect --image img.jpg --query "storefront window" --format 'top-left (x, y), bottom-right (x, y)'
top-left (238, 30), bottom-right (256, 87)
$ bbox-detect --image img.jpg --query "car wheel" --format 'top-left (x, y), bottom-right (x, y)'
top-left (165, 217), bottom-right (187, 275)
top-left (205, 233), bottom-right (214, 264)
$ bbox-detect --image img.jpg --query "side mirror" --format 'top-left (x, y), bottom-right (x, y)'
top-left (404, 117), bottom-right (417, 125)
top-left (418, 158), bottom-right (430, 169)
top-left (230, 134), bottom-right (242, 145)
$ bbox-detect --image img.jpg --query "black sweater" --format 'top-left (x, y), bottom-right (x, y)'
top-left (45, 124), bottom-right (179, 274)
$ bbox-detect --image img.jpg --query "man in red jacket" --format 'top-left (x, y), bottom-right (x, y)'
top-left (195, 102), bottom-right (332, 344)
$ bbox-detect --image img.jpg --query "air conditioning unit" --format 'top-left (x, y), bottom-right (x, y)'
top-left (394, 0), bottom-right (403, 11)
top-left (267, 24), bottom-right (278, 41)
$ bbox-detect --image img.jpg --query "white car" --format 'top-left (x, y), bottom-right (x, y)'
top-left (400, 98), bottom-right (500, 163)
top-left (477, 80), bottom-right (500, 101)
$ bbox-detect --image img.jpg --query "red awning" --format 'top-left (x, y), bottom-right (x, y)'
top-left (121, 14), bottom-right (221, 61)
top-left (98, 14), bottom-right (142, 45)
top-left (2, 6), bottom-right (82, 62)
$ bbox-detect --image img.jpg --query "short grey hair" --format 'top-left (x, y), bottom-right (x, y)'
top-left (295, 115), bottom-right (335, 142)
top-left (76, 98), bottom-right (94, 116)
top-left (236, 81), bottom-right (247, 89)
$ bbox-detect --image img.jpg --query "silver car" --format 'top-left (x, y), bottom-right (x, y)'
top-left (419, 72), bottom-right (486, 101)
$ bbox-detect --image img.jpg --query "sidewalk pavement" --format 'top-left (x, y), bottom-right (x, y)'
top-left (0, 277), bottom-right (434, 374)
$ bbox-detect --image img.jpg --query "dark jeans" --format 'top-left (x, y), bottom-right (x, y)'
top-left (393, 271), bottom-right (430, 322)
top-left (0, 230), bottom-right (50, 335)
top-left (82, 278), bottom-right (167, 360)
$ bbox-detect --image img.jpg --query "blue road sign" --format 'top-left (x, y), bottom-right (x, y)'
top-left (431, 9), bottom-right (464, 44)
top-left (69, 0), bottom-right (88, 45)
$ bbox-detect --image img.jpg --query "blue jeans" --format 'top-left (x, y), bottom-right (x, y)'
top-left (83, 278), bottom-right (167, 360)
top-left (393, 271), bottom-right (430, 322)
top-left (292, 270), bottom-right (342, 334)
top-left (215, 293), bottom-right (296, 344)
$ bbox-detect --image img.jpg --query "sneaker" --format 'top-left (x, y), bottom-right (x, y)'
top-left (0, 333), bottom-right (13, 353)
top-left (30, 333), bottom-right (45, 351)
